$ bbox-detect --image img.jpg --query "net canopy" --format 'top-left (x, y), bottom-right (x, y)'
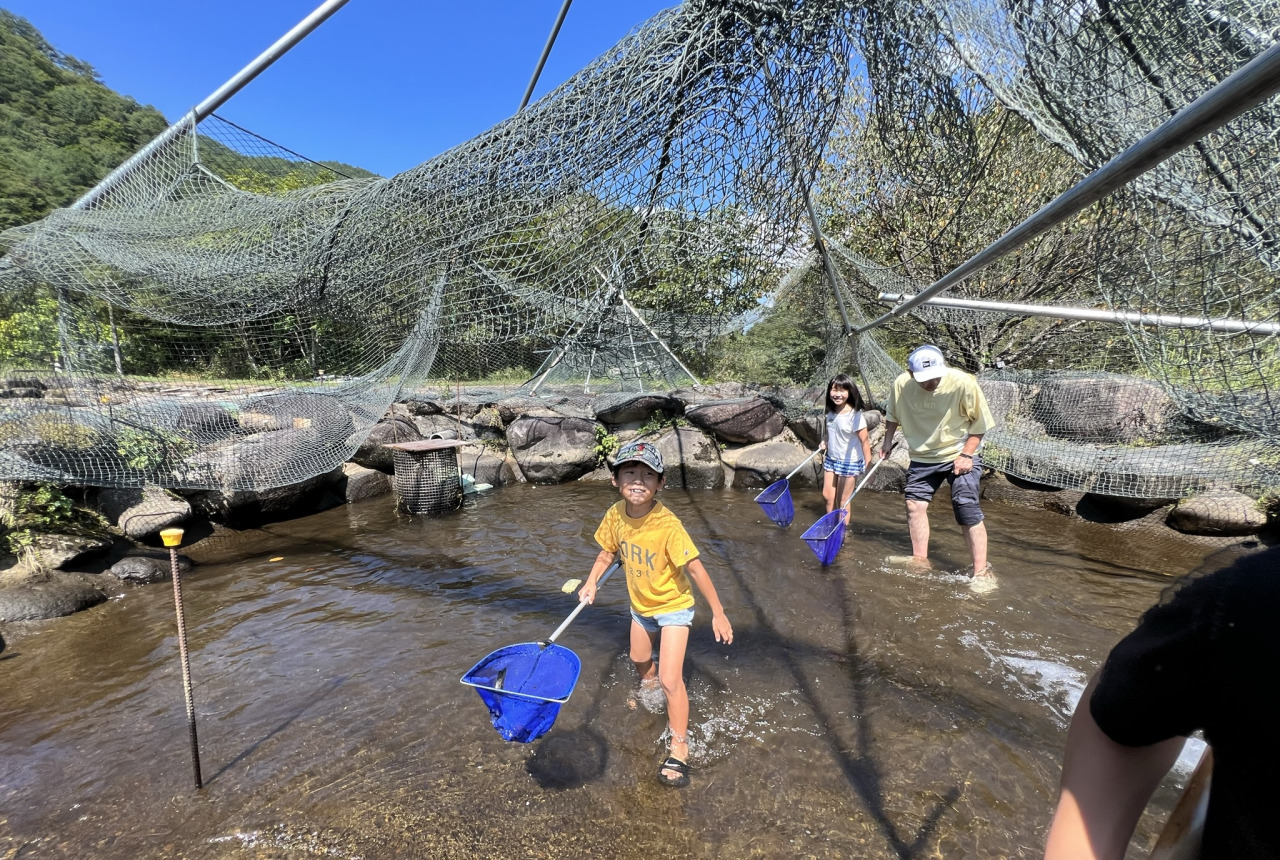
top-left (0, 0), bottom-right (1276, 508)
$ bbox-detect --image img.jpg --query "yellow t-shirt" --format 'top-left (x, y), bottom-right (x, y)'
top-left (594, 500), bottom-right (698, 616)
top-left (884, 367), bottom-right (994, 463)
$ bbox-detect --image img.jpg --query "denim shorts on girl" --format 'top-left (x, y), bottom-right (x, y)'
top-left (824, 456), bottom-right (865, 477)
top-left (631, 606), bottom-right (695, 633)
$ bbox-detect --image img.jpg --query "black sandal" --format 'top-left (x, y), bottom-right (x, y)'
top-left (658, 756), bottom-right (690, 788)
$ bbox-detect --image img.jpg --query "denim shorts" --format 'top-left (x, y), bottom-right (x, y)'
top-left (631, 606), bottom-right (695, 633)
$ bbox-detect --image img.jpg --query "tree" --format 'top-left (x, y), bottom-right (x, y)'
top-left (815, 78), bottom-right (1136, 374)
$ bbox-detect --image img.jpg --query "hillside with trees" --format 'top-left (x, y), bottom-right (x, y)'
top-left (0, 9), bottom-right (170, 228)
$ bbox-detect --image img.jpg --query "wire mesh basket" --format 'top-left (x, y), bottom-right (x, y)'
top-left (388, 440), bottom-right (465, 516)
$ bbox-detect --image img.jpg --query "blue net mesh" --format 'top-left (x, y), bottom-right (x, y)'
top-left (462, 643), bottom-right (582, 743)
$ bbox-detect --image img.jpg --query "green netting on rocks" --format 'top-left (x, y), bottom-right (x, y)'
top-left (0, 0), bottom-right (855, 490)
top-left (0, 0), bottom-right (1276, 510)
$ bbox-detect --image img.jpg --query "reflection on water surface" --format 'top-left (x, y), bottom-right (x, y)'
top-left (0, 483), bottom-right (1252, 858)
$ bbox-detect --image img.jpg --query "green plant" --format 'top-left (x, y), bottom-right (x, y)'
top-left (115, 427), bottom-right (193, 471)
top-left (593, 425), bottom-right (619, 466)
top-left (636, 413), bottom-right (687, 437)
top-left (0, 483), bottom-right (94, 555)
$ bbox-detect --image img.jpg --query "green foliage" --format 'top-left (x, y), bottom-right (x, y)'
top-left (635, 413), bottom-right (687, 437)
top-left (0, 287), bottom-right (60, 369)
top-left (115, 427), bottom-right (193, 471)
top-left (817, 82), bottom-right (1132, 373)
top-left (0, 483), bottom-right (96, 555)
top-left (593, 424), bottom-right (619, 466)
top-left (706, 308), bottom-right (826, 385)
top-left (0, 10), bottom-right (169, 230)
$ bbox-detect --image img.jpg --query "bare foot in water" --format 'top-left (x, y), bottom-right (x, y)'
top-left (628, 676), bottom-right (665, 712)
top-left (970, 565), bottom-right (998, 594)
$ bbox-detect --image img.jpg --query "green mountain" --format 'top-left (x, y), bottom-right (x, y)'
top-left (0, 9), bottom-right (170, 228)
top-left (0, 9), bottom-right (379, 230)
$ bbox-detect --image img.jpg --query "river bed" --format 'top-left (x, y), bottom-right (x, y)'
top-left (0, 482), bottom-right (1246, 858)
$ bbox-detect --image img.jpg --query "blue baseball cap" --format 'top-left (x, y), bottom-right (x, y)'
top-left (612, 440), bottom-right (664, 474)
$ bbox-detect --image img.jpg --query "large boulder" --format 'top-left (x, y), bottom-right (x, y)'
top-left (982, 472), bottom-right (1083, 517)
top-left (669, 382), bottom-right (748, 409)
top-left (339, 462), bottom-right (392, 503)
top-left (719, 434), bottom-right (822, 489)
top-left (652, 426), bottom-right (724, 490)
top-left (0, 569), bottom-right (109, 621)
top-left (505, 413), bottom-right (601, 484)
top-left (592, 392), bottom-right (682, 426)
top-left (352, 415), bottom-right (422, 472)
top-left (182, 468), bottom-right (345, 526)
top-left (106, 553), bottom-right (192, 584)
top-left (1031, 375), bottom-right (1177, 443)
top-left (1167, 491), bottom-right (1268, 536)
top-left (21, 532), bottom-right (114, 571)
top-left (238, 392), bottom-right (356, 439)
top-left (96, 485), bottom-right (191, 539)
top-left (979, 378), bottom-right (1023, 429)
top-left (181, 427), bottom-right (323, 487)
top-left (685, 396), bottom-right (785, 445)
top-left (174, 401), bottom-right (239, 442)
top-left (457, 443), bottom-right (519, 486)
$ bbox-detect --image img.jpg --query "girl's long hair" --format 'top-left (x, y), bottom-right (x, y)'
top-left (825, 373), bottom-right (865, 415)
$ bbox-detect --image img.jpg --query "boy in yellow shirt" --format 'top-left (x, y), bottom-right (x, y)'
top-left (578, 440), bottom-right (733, 788)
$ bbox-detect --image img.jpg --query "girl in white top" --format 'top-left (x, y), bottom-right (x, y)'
top-left (818, 374), bottom-right (872, 514)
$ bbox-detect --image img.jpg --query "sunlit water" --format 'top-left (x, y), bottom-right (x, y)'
top-left (0, 482), bottom-right (1245, 859)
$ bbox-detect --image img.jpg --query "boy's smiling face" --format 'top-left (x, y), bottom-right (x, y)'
top-left (612, 462), bottom-right (664, 514)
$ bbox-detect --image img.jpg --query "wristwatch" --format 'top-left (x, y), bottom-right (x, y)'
top-left (956, 453), bottom-right (973, 460)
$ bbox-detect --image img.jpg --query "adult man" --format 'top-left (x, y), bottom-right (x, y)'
top-left (1044, 547), bottom-right (1279, 858)
top-left (879, 344), bottom-right (994, 584)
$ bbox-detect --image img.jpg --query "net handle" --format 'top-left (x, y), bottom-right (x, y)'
top-left (839, 458), bottom-right (883, 510)
top-left (785, 448), bottom-right (822, 481)
top-left (545, 559), bottom-right (622, 644)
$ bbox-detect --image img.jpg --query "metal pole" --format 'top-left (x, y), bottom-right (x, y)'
top-left (73, 0), bottom-right (354, 210)
top-left (857, 41), bottom-right (1280, 333)
top-left (161, 528), bottom-right (202, 790)
top-left (616, 290), bottom-right (700, 384)
top-left (519, 0), bottom-right (575, 112)
top-left (877, 292), bottom-right (1280, 335)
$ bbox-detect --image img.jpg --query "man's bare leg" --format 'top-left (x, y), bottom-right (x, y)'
top-left (906, 499), bottom-right (931, 562)
top-left (962, 520), bottom-right (988, 576)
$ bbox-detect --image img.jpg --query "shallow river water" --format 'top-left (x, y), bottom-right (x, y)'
top-left (0, 482), bottom-right (1256, 859)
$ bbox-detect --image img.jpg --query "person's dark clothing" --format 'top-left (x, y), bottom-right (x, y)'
top-left (1091, 550), bottom-right (1280, 859)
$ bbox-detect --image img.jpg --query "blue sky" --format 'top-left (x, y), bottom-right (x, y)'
top-left (4, 0), bottom-right (676, 177)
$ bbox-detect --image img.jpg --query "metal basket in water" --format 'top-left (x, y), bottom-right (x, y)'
top-left (387, 439), bottom-right (465, 515)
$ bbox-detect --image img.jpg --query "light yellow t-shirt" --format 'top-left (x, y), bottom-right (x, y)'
top-left (884, 367), bottom-right (994, 463)
top-left (594, 500), bottom-right (698, 617)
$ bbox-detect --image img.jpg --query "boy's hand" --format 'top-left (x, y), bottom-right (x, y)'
top-left (712, 611), bottom-right (733, 645)
top-left (578, 581), bottom-right (597, 604)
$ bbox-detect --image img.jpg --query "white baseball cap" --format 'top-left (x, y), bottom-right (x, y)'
top-left (907, 345), bottom-right (947, 382)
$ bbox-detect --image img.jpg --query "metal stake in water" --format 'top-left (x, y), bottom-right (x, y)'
top-left (160, 527), bottom-right (202, 790)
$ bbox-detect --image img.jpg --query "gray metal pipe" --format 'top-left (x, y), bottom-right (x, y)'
top-left (520, 0), bottom-right (575, 112)
top-left (878, 292), bottom-right (1280, 335)
top-left (857, 41), bottom-right (1280, 333)
top-left (73, 0), bottom-right (354, 210)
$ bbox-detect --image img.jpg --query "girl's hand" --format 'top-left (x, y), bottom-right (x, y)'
top-left (578, 582), bottom-right (597, 604)
top-left (818, 440), bottom-right (826, 453)
top-left (712, 611), bottom-right (734, 645)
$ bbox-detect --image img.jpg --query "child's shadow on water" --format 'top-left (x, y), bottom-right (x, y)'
top-left (525, 727), bottom-right (609, 789)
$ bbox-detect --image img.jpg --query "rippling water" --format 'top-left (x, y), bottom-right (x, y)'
top-left (0, 483), bottom-right (1245, 858)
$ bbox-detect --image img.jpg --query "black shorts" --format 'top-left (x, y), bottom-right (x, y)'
top-left (903, 458), bottom-right (984, 525)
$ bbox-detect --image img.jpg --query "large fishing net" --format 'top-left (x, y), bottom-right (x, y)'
top-left (0, 0), bottom-right (1276, 508)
